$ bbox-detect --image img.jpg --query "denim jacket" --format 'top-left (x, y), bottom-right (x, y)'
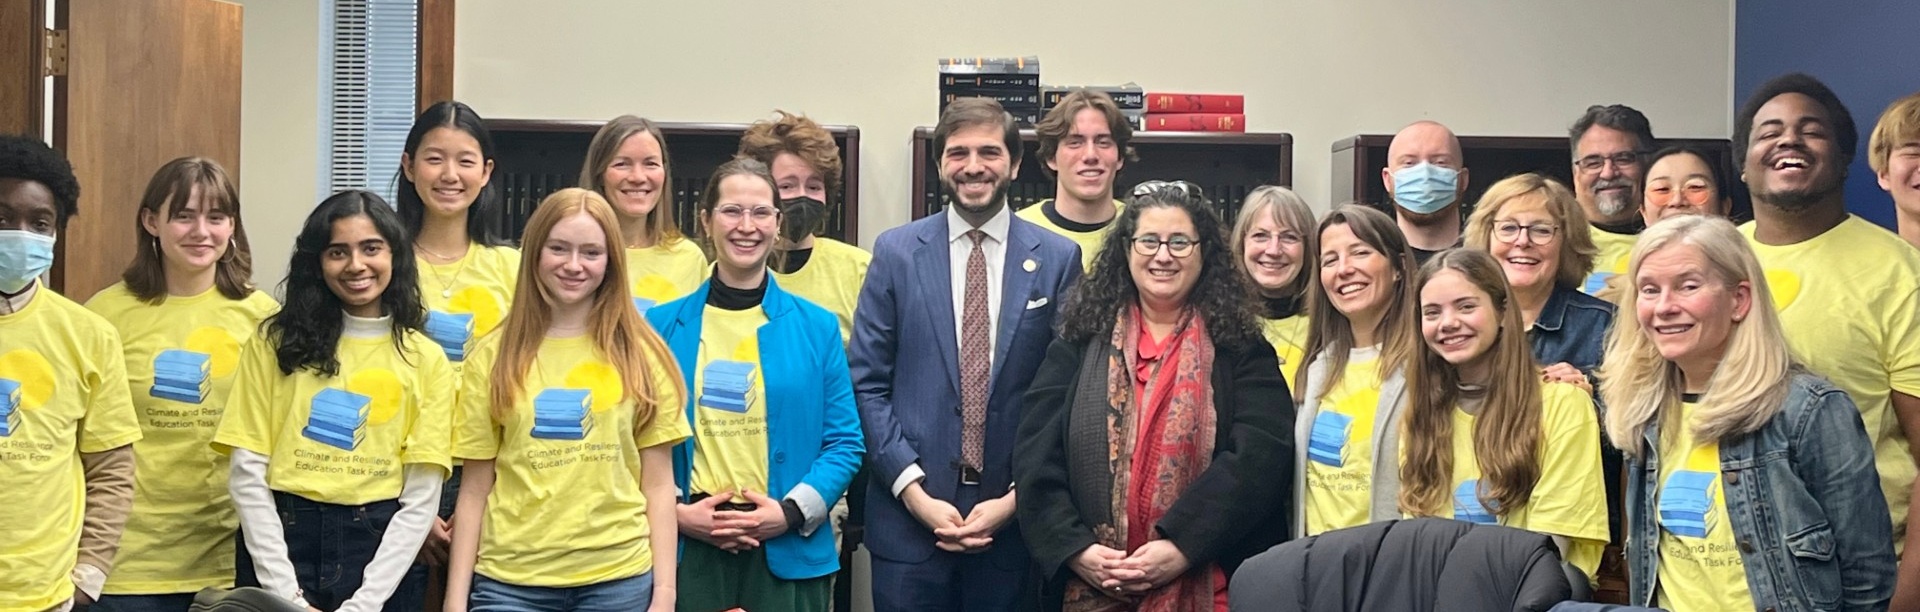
top-left (1528, 285), bottom-right (1614, 377)
top-left (1625, 372), bottom-right (1897, 611)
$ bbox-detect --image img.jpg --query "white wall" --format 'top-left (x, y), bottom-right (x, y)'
top-left (453, 0), bottom-right (1733, 246)
top-left (234, 0), bottom-right (321, 293)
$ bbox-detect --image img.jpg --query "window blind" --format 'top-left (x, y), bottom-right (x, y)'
top-left (322, 0), bottom-right (417, 202)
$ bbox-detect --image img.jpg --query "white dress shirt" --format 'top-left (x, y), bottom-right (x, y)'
top-left (893, 205), bottom-right (1013, 498)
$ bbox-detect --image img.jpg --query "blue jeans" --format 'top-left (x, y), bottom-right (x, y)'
top-left (90, 593), bottom-right (196, 612)
top-left (235, 492), bottom-right (424, 612)
top-left (469, 573), bottom-right (653, 612)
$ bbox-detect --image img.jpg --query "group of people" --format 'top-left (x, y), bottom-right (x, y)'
top-left (1, 69), bottom-right (1918, 612)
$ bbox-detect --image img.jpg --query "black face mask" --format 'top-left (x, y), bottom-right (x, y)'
top-left (778, 195), bottom-right (828, 243)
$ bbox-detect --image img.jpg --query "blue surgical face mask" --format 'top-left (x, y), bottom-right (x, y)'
top-left (1391, 162), bottom-right (1461, 215)
top-left (0, 230), bottom-right (57, 293)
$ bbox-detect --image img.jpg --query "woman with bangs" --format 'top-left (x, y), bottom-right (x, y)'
top-left (86, 157), bottom-right (279, 610)
top-left (580, 116), bottom-right (708, 314)
top-left (1399, 249), bottom-right (1607, 585)
top-left (1603, 215), bottom-right (1895, 610)
top-left (1294, 205), bottom-right (1420, 537)
top-left (1229, 186), bottom-right (1317, 391)
top-left (444, 188), bottom-right (689, 612)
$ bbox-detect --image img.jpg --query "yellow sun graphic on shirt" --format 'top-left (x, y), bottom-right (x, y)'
top-left (346, 368), bottom-right (405, 425)
top-left (564, 361), bottom-right (624, 414)
top-left (731, 334), bottom-right (761, 363)
top-left (185, 326), bottom-right (243, 378)
top-left (0, 349), bottom-right (57, 410)
top-left (447, 286), bottom-right (507, 337)
top-left (1763, 269), bottom-right (1801, 311)
top-left (632, 274), bottom-right (679, 305)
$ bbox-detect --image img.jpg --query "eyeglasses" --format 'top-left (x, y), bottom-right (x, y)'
top-left (713, 204), bottom-right (779, 222)
top-left (1492, 220), bottom-right (1559, 244)
top-left (1131, 235), bottom-right (1198, 258)
top-left (1130, 180), bottom-right (1205, 199)
top-left (1646, 181), bottom-right (1715, 206)
top-left (1574, 151), bottom-right (1644, 172)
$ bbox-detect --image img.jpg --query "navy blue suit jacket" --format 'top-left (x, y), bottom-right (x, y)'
top-left (849, 209), bottom-right (1082, 564)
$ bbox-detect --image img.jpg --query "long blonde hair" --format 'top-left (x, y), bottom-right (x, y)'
top-left (488, 188), bottom-right (682, 434)
top-left (580, 115), bottom-right (685, 247)
top-left (1599, 215), bottom-right (1794, 456)
top-left (1400, 249), bottom-right (1543, 518)
top-left (1302, 205), bottom-right (1420, 398)
top-left (1463, 173), bottom-right (1598, 290)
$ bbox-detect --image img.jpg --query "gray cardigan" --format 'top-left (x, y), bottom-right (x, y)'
top-left (1291, 346), bottom-right (1410, 538)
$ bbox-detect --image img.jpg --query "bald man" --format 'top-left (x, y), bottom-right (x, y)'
top-left (1381, 121), bottom-right (1471, 263)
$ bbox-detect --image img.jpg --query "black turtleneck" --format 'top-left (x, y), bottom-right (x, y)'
top-left (706, 271), bottom-right (767, 311)
top-left (1591, 217), bottom-right (1646, 236)
top-left (1261, 294), bottom-right (1303, 320)
top-left (1042, 200), bottom-right (1115, 233)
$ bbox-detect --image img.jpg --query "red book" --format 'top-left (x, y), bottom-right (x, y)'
top-left (1142, 113), bottom-right (1246, 132)
top-left (1145, 92), bottom-right (1244, 113)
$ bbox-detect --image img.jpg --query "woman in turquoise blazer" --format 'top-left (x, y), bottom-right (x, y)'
top-left (644, 159), bottom-right (863, 611)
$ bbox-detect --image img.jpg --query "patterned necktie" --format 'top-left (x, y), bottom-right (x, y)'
top-left (960, 229), bottom-right (990, 471)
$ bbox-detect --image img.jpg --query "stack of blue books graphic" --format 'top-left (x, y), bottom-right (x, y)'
top-left (151, 349), bottom-right (212, 404)
top-left (0, 379), bottom-right (20, 437)
top-left (1307, 412), bottom-right (1352, 467)
top-left (1454, 480), bottom-right (1497, 524)
top-left (1660, 471), bottom-right (1717, 538)
top-left (698, 361), bottom-right (758, 414)
top-left (303, 388), bottom-right (371, 451)
top-left (531, 389), bottom-right (594, 440)
top-left (426, 311), bottom-right (474, 361)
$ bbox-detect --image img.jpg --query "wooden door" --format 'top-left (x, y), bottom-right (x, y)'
top-left (48, 0), bottom-right (243, 297)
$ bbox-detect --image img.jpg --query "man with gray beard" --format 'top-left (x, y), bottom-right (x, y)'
top-left (1568, 104), bottom-right (1656, 295)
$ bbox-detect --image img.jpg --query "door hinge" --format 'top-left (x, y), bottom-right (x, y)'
top-left (44, 28), bottom-right (67, 77)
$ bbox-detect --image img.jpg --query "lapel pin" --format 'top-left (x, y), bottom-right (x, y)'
top-left (1023, 258), bottom-right (1037, 272)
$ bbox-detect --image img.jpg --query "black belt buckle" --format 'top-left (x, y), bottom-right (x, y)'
top-left (958, 465), bottom-right (983, 486)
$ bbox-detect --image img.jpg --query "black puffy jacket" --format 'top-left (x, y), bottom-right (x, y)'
top-left (1228, 518), bottom-right (1582, 612)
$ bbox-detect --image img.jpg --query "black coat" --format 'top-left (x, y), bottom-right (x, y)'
top-left (1228, 518), bottom-right (1581, 612)
top-left (1013, 332), bottom-right (1295, 608)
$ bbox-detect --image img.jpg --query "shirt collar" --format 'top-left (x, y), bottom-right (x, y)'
top-left (0, 279), bottom-right (40, 315)
top-left (1533, 285), bottom-right (1572, 332)
top-left (948, 203), bottom-right (1012, 246)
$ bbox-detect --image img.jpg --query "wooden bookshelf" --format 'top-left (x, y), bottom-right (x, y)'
top-left (484, 119), bottom-right (863, 245)
top-left (909, 128), bottom-right (1293, 222)
top-left (1331, 135), bottom-right (1748, 221)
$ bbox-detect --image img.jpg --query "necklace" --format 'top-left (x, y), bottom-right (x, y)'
top-left (417, 244), bottom-right (471, 299)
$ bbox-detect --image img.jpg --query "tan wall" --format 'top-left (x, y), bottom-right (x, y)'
top-left (233, 0), bottom-right (320, 294)
top-left (453, 0), bottom-right (1733, 246)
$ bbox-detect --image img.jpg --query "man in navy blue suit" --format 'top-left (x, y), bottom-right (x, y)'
top-left (850, 98), bottom-right (1083, 611)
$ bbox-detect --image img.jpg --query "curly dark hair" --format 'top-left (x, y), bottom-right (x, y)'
top-left (1734, 72), bottom-right (1857, 169)
top-left (1058, 183), bottom-right (1261, 350)
top-left (0, 133), bottom-right (81, 228)
top-left (266, 190), bottom-right (425, 376)
top-left (393, 100), bottom-right (510, 247)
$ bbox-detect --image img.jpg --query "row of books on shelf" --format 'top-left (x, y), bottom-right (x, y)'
top-left (937, 57), bottom-right (1248, 133)
top-left (491, 173), bottom-right (714, 242)
top-left (922, 180), bottom-right (1276, 217)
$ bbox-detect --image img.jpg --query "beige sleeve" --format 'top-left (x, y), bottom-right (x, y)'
top-left (76, 445), bottom-right (136, 585)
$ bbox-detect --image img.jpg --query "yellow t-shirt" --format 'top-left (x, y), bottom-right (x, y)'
top-left (1017, 198), bottom-right (1122, 272)
top-left (627, 239), bottom-right (709, 314)
top-left (211, 330), bottom-right (454, 504)
top-left (453, 333), bottom-right (690, 588)
top-left (0, 287), bottom-right (143, 611)
top-left (1304, 349), bottom-right (1383, 536)
top-left (84, 284), bottom-right (278, 594)
top-left (1581, 226), bottom-right (1636, 296)
top-left (418, 244), bottom-right (520, 366)
top-left (1742, 216), bottom-right (1920, 547)
top-left (1655, 400), bottom-right (1755, 612)
top-left (690, 306), bottom-right (771, 498)
top-left (773, 237), bottom-right (870, 344)
top-left (1260, 315), bottom-right (1309, 392)
top-left (1423, 383), bottom-right (1609, 580)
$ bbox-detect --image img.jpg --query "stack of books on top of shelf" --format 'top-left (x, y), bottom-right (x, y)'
top-left (1041, 83), bottom-right (1145, 130)
top-left (938, 56), bottom-right (1041, 127)
top-left (1142, 92), bottom-right (1247, 132)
